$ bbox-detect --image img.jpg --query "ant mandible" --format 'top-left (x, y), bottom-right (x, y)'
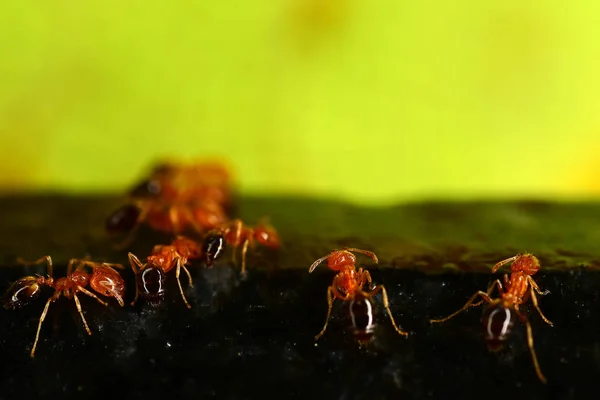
top-left (201, 218), bottom-right (280, 276)
top-left (2, 256), bottom-right (126, 357)
top-left (429, 253), bottom-right (552, 384)
top-left (308, 248), bottom-right (408, 341)
top-left (128, 236), bottom-right (202, 309)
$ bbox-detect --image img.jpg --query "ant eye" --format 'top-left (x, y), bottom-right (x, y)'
top-left (105, 204), bottom-right (141, 234)
top-left (129, 179), bottom-right (162, 198)
top-left (106, 290), bottom-right (110, 295)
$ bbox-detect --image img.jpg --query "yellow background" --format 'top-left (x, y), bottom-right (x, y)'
top-left (1, 1), bottom-right (600, 205)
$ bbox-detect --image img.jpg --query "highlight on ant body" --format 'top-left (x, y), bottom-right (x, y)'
top-left (201, 218), bottom-right (280, 276)
top-left (429, 253), bottom-right (552, 384)
top-left (128, 236), bottom-right (202, 309)
top-left (2, 256), bottom-right (126, 357)
top-left (308, 248), bottom-right (408, 342)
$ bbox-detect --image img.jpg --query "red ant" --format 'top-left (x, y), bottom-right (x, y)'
top-left (429, 253), bottom-right (552, 384)
top-left (128, 235), bottom-right (202, 309)
top-left (106, 161), bottom-right (232, 249)
top-left (2, 256), bottom-right (126, 357)
top-left (308, 248), bottom-right (408, 341)
top-left (201, 218), bottom-right (281, 275)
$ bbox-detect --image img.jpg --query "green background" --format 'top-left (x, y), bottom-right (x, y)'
top-left (1, 1), bottom-right (600, 205)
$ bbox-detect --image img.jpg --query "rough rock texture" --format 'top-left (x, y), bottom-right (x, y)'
top-left (0, 195), bottom-right (598, 399)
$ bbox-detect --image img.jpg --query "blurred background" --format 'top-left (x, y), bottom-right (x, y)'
top-left (1, 1), bottom-right (599, 205)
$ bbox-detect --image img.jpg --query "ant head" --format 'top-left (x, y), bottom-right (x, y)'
top-left (254, 225), bottom-right (280, 249)
top-left (511, 253), bottom-right (540, 275)
top-left (327, 250), bottom-right (357, 271)
top-left (137, 264), bottom-right (166, 305)
top-left (3, 276), bottom-right (42, 310)
top-left (90, 266), bottom-right (126, 307)
top-left (105, 204), bottom-right (141, 234)
top-left (309, 248), bottom-right (378, 273)
top-left (150, 162), bottom-right (176, 176)
top-left (482, 301), bottom-right (517, 352)
top-left (128, 178), bottom-right (163, 199)
top-left (201, 231), bottom-right (226, 267)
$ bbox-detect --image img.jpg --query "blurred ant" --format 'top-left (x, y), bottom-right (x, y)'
top-left (150, 160), bottom-right (232, 206)
top-left (106, 189), bottom-right (228, 249)
top-left (308, 248), bottom-right (408, 342)
top-left (128, 236), bottom-right (202, 309)
top-left (2, 256), bottom-right (126, 357)
top-left (430, 253), bottom-right (552, 384)
top-left (201, 218), bottom-right (280, 275)
top-left (106, 161), bottom-right (232, 249)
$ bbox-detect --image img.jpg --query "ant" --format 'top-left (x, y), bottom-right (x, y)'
top-left (429, 253), bottom-right (552, 384)
top-left (2, 256), bottom-right (126, 357)
top-left (106, 186), bottom-right (229, 249)
top-left (128, 236), bottom-right (202, 309)
top-left (106, 160), bottom-right (233, 249)
top-left (308, 248), bottom-right (408, 342)
top-left (201, 218), bottom-right (280, 276)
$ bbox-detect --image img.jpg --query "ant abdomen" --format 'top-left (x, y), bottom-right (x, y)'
top-left (137, 265), bottom-right (166, 305)
top-left (348, 292), bottom-right (376, 342)
top-left (201, 231), bottom-right (226, 267)
top-left (3, 277), bottom-right (42, 310)
top-left (105, 204), bottom-right (141, 234)
top-left (482, 302), bottom-right (517, 351)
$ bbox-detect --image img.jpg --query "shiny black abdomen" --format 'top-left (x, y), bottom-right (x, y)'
top-left (482, 303), bottom-right (517, 351)
top-left (138, 265), bottom-right (166, 304)
top-left (202, 231), bottom-right (226, 267)
top-left (106, 204), bottom-right (141, 234)
top-left (3, 277), bottom-right (42, 310)
top-left (348, 293), bottom-right (376, 342)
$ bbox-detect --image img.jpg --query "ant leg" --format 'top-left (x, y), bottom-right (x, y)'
top-left (369, 285), bottom-right (409, 337)
top-left (77, 286), bottom-right (108, 306)
top-left (30, 297), bottom-right (54, 358)
top-left (169, 207), bottom-right (184, 235)
top-left (315, 286), bottom-right (336, 341)
top-left (128, 253), bottom-right (143, 306)
top-left (516, 310), bottom-right (548, 384)
top-left (240, 238), bottom-right (250, 277)
top-left (527, 280), bottom-right (553, 325)
top-left (528, 276), bottom-right (551, 296)
top-left (471, 279), bottom-right (503, 308)
top-left (362, 270), bottom-right (374, 290)
top-left (344, 248), bottom-right (379, 264)
top-left (73, 294), bottom-right (93, 336)
top-left (181, 207), bottom-right (206, 235)
top-left (182, 265), bottom-right (194, 288)
top-left (430, 290), bottom-right (493, 323)
top-left (492, 255), bottom-right (520, 273)
top-left (113, 204), bottom-right (150, 251)
top-left (231, 219), bottom-right (243, 265)
top-left (17, 255), bottom-right (53, 278)
top-left (175, 258), bottom-right (192, 309)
